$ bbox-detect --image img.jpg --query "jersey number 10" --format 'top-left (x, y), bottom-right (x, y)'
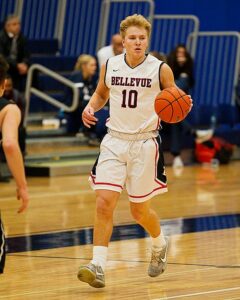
top-left (121, 90), bottom-right (138, 108)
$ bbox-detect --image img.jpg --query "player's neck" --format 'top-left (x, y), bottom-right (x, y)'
top-left (125, 53), bottom-right (146, 68)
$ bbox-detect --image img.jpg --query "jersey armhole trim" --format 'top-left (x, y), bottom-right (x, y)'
top-left (158, 62), bottom-right (165, 91)
top-left (104, 59), bottom-right (109, 88)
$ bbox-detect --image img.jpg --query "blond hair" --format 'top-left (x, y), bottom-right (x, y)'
top-left (74, 54), bottom-right (95, 71)
top-left (120, 14), bottom-right (151, 38)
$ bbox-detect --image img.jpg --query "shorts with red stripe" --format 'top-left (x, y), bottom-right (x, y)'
top-left (89, 133), bottom-right (167, 202)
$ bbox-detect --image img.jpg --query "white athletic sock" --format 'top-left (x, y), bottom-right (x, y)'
top-left (91, 246), bottom-right (108, 271)
top-left (151, 231), bottom-right (166, 251)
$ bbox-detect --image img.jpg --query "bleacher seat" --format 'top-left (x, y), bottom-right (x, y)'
top-left (28, 39), bottom-right (59, 55)
top-left (31, 56), bottom-right (77, 72)
top-left (217, 104), bottom-right (240, 125)
top-left (29, 93), bottom-right (64, 113)
top-left (38, 74), bottom-right (71, 92)
top-left (28, 39), bottom-right (77, 114)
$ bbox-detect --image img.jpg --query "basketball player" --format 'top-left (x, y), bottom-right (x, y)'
top-left (78, 14), bottom-right (191, 288)
top-left (0, 55), bottom-right (29, 274)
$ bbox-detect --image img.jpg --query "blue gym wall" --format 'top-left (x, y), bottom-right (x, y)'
top-left (155, 0), bottom-right (240, 31)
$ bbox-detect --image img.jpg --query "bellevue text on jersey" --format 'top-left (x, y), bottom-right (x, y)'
top-left (111, 76), bottom-right (152, 88)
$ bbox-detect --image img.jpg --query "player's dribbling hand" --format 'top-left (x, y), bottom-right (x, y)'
top-left (82, 106), bottom-right (98, 128)
top-left (16, 186), bottom-right (29, 213)
top-left (187, 96), bottom-right (193, 112)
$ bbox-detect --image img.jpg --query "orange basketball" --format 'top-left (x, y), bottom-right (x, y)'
top-left (154, 87), bottom-right (191, 123)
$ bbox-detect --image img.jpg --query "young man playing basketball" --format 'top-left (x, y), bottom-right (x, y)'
top-left (78, 14), bottom-right (185, 288)
top-left (0, 55), bottom-right (29, 274)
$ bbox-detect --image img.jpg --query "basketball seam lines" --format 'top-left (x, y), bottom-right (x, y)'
top-left (175, 87), bottom-right (190, 107)
top-left (157, 88), bottom-right (190, 122)
top-left (176, 88), bottom-right (188, 119)
top-left (155, 88), bottom-right (191, 123)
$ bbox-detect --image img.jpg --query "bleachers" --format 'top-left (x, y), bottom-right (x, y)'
top-left (0, 0), bottom-right (15, 24)
top-left (21, 0), bottom-right (58, 39)
top-left (28, 39), bottom-right (59, 55)
top-left (0, 0), bottom-right (240, 163)
top-left (26, 39), bottom-right (76, 113)
top-left (2, 0), bottom-right (238, 122)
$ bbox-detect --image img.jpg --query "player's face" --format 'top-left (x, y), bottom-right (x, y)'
top-left (123, 26), bottom-right (149, 58)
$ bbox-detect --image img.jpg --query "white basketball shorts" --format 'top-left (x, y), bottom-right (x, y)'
top-left (89, 133), bottom-right (168, 202)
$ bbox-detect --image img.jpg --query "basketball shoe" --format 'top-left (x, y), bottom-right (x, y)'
top-left (172, 156), bottom-right (184, 168)
top-left (148, 237), bottom-right (169, 277)
top-left (77, 263), bottom-right (105, 288)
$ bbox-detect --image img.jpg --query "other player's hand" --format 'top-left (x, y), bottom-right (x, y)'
top-left (82, 106), bottom-right (98, 128)
top-left (16, 186), bottom-right (29, 213)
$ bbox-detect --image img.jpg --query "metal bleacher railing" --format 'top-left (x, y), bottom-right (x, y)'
top-left (186, 31), bottom-right (240, 125)
top-left (1, 0), bottom-right (240, 128)
top-left (0, 0), bottom-right (60, 39)
top-left (151, 14), bottom-right (199, 58)
top-left (60, 0), bottom-right (102, 56)
top-left (20, 0), bottom-right (59, 39)
top-left (187, 32), bottom-right (240, 106)
top-left (0, 0), bottom-right (198, 58)
top-left (0, 0), bottom-right (15, 25)
top-left (24, 64), bottom-right (80, 127)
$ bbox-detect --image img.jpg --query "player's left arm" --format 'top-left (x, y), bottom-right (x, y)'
top-left (160, 63), bottom-right (193, 110)
top-left (159, 63), bottom-right (176, 89)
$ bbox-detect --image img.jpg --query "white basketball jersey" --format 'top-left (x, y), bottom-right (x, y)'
top-left (105, 53), bottom-right (164, 134)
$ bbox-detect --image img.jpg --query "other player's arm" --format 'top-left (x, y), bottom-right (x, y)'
top-left (1, 105), bottom-right (29, 213)
top-left (82, 64), bottom-right (110, 128)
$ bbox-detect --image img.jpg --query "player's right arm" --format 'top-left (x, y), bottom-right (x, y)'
top-left (1, 105), bottom-right (29, 213)
top-left (82, 64), bottom-right (110, 128)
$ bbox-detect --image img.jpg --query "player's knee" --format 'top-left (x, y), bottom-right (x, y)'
top-left (131, 207), bottom-right (148, 224)
top-left (2, 139), bottom-right (18, 154)
top-left (96, 195), bottom-right (114, 217)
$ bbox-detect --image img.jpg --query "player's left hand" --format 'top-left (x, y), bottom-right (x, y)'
top-left (187, 95), bottom-right (193, 112)
top-left (16, 186), bottom-right (29, 213)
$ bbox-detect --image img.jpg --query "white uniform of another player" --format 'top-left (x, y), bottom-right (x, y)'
top-left (90, 53), bottom-right (168, 202)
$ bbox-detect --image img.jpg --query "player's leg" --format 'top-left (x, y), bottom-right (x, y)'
top-left (127, 136), bottom-right (169, 277)
top-left (78, 134), bottom-right (127, 287)
top-left (130, 200), bottom-right (161, 237)
top-left (130, 201), bottom-right (169, 277)
top-left (93, 189), bottom-right (120, 246)
top-left (77, 190), bottom-right (120, 288)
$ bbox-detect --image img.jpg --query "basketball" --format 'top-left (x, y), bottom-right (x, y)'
top-left (154, 87), bottom-right (192, 123)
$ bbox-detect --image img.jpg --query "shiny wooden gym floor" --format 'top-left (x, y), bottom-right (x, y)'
top-left (0, 161), bottom-right (240, 299)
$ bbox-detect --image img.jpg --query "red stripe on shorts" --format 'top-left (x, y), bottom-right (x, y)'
top-left (129, 186), bottom-right (166, 199)
top-left (90, 173), bottom-right (123, 189)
